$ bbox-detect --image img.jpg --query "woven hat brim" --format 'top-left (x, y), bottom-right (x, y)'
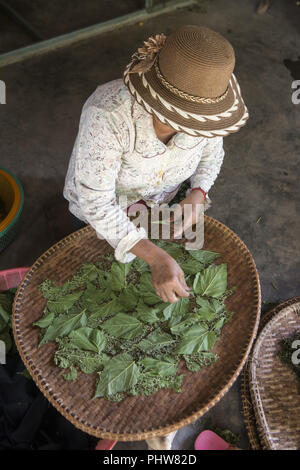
top-left (123, 62), bottom-right (249, 138)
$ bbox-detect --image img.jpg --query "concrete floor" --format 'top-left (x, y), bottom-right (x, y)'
top-left (0, 1), bottom-right (145, 53)
top-left (0, 0), bottom-right (299, 450)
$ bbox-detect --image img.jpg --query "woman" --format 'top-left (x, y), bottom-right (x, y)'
top-left (63, 24), bottom-right (248, 305)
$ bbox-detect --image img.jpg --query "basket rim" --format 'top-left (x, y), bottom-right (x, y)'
top-left (12, 215), bottom-right (261, 441)
top-left (0, 166), bottom-right (24, 236)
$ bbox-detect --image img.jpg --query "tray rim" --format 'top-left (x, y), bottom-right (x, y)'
top-left (12, 215), bottom-right (261, 441)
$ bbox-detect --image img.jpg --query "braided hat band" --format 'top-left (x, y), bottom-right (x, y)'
top-left (123, 25), bottom-right (249, 138)
top-left (154, 58), bottom-right (229, 105)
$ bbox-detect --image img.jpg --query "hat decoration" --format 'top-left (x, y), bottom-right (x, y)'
top-left (128, 33), bottom-right (167, 74)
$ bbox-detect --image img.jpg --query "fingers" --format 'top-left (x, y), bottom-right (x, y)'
top-left (173, 202), bottom-right (203, 238)
top-left (161, 287), bottom-right (179, 304)
top-left (160, 279), bottom-right (190, 303)
top-left (155, 288), bottom-right (168, 303)
top-left (173, 203), bottom-right (194, 238)
top-left (179, 271), bottom-right (190, 291)
top-left (174, 282), bottom-right (190, 298)
top-left (151, 255), bottom-right (190, 303)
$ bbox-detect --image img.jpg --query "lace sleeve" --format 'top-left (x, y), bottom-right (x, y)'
top-left (74, 105), bottom-right (147, 263)
top-left (189, 136), bottom-right (225, 193)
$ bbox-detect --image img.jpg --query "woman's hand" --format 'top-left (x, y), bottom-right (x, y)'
top-left (130, 239), bottom-right (190, 303)
top-left (171, 190), bottom-right (205, 238)
top-left (149, 251), bottom-right (190, 303)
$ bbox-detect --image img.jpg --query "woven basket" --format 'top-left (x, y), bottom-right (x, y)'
top-left (248, 299), bottom-right (300, 450)
top-left (12, 216), bottom-right (261, 441)
top-left (241, 298), bottom-right (300, 450)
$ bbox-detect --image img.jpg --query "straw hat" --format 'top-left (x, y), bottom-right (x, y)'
top-left (123, 25), bottom-right (249, 138)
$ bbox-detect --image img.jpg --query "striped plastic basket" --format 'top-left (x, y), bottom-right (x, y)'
top-left (0, 167), bottom-right (24, 253)
top-left (0, 267), bottom-right (29, 292)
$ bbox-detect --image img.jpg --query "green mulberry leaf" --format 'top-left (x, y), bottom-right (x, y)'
top-left (94, 353), bottom-right (139, 397)
top-left (163, 297), bottom-right (190, 326)
top-left (33, 311), bottom-right (55, 328)
top-left (132, 257), bottom-right (149, 273)
top-left (175, 325), bottom-right (217, 354)
top-left (135, 300), bottom-right (165, 323)
top-left (82, 283), bottom-right (111, 307)
top-left (47, 291), bottom-right (83, 314)
top-left (139, 357), bottom-right (177, 376)
top-left (89, 297), bottom-right (123, 320)
top-left (194, 298), bottom-right (220, 321)
top-left (193, 264), bottom-right (227, 298)
top-left (39, 310), bottom-right (87, 346)
top-left (163, 243), bottom-right (184, 258)
top-left (170, 313), bottom-right (201, 335)
top-left (179, 258), bottom-right (204, 275)
top-left (138, 328), bottom-right (174, 351)
top-left (110, 262), bottom-right (130, 291)
top-left (196, 297), bottom-right (224, 314)
top-left (101, 313), bottom-right (145, 340)
top-left (69, 327), bottom-right (106, 353)
top-left (118, 285), bottom-right (139, 311)
top-left (213, 317), bottom-right (227, 332)
top-left (139, 273), bottom-right (162, 305)
top-left (188, 249), bottom-right (220, 265)
top-left (80, 263), bottom-right (99, 281)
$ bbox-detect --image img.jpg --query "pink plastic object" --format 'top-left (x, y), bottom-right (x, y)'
top-left (0, 267), bottom-right (30, 292)
top-left (95, 439), bottom-right (117, 450)
top-left (194, 430), bottom-right (231, 450)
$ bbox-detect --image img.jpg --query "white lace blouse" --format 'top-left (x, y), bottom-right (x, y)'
top-left (63, 79), bottom-right (225, 263)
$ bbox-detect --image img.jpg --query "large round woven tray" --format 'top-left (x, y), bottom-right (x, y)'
top-left (247, 299), bottom-right (300, 450)
top-left (12, 216), bottom-right (261, 441)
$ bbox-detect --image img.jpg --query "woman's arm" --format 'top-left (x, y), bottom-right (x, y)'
top-left (73, 105), bottom-right (189, 302)
top-left (189, 136), bottom-right (225, 193)
top-left (171, 137), bottom-right (225, 238)
top-left (74, 105), bottom-right (147, 263)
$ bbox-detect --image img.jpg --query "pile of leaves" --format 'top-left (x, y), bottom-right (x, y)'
top-left (278, 334), bottom-right (300, 391)
top-left (34, 241), bottom-right (235, 401)
top-left (0, 287), bottom-right (17, 354)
